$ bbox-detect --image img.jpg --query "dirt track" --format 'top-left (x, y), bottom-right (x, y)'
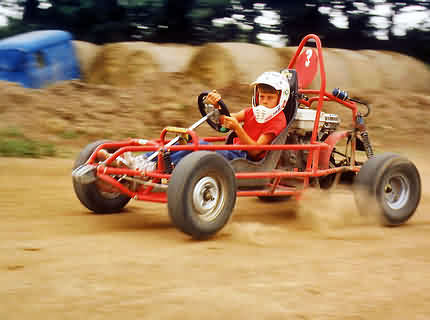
top-left (1, 148), bottom-right (429, 319)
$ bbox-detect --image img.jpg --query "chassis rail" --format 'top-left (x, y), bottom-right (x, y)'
top-left (89, 137), bottom-right (360, 203)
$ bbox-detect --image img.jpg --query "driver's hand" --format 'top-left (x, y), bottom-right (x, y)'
top-left (206, 90), bottom-right (221, 107)
top-left (222, 116), bottom-right (240, 131)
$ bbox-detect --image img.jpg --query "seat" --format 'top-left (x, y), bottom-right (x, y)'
top-left (228, 69), bottom-right (300, 188)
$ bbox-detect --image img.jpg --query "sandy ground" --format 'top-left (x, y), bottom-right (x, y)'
top-left (1, 147), bottom-right (429, 319)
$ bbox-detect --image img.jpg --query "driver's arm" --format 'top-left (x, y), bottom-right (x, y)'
top-left (222, 116), bottom-right (275, 159)
top-left (230, 110), bottom-right (245, 122)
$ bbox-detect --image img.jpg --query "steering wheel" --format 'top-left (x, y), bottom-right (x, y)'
top-left (198, 91), bottom-right (231, 133)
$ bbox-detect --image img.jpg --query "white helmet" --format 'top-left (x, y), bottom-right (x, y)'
top-left (251, 71), bottom-right (290, 123)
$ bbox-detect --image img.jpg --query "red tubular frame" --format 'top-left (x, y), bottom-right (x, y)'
top-left (87, 34), bottom-right (361, 203)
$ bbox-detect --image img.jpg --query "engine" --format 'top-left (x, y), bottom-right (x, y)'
top-left (278, 108), bottom-right (341, 178)
top-left (290, 108), bottom-right (340, 137)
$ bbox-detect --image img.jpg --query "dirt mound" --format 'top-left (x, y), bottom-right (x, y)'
top-left (0, 73), bottom-right (214, 151)
top-left (86, 42), bottom-right (197, 87)
top-left (359, 49), bottom-right (430, 93)
top-left (186, 42), bottom-right (282, 88)
top-left (1, 76), bottom-right (430, 154)
top-left (0, 81), bottom-right (147, 145)
top-left (72, 40), bottom-right (100, 81)
top-left (185, 43), bottom-right (238, 88)
top-left (276, 46), bottom-right (297, 67)
top-left (313, 48), bottom-right (356, 90)
top-left (330, 48), bottom-right (383, 90)
top-left (322, 48), bottom-right (430, 92)
top-left (87, 43), bottom-right (159, 87)
top-left (121, 42), bottom-right (198, 73)
top-left (72, 40), bottom-right (430, 94)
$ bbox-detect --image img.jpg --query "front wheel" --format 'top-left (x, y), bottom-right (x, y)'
top-left (167, 151), bottom-right (237, 239)
top-left (72, 140), bottom-right (131, 213)
top-left (353, 153), bottom-right (421, 226)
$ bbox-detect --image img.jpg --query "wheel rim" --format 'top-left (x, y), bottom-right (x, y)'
top-left (383, 173), bottom-right (410, 210)
top-left (192, 176), bottom-right (225, 222)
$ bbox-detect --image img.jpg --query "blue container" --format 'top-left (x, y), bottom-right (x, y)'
top-left (0, 30), bottom-right (81, 88)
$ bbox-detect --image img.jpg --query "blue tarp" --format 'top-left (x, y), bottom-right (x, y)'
top-left (0, 30), bottom-right (81, 88)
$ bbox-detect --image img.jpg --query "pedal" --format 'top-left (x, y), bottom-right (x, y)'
top-left (72, 164), bottom-right (97, 184)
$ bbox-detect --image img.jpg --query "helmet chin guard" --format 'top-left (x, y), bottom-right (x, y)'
top-left (251, 71), bottom-right (290, 123)
top-left (253, 104), bottom-right (284, 124)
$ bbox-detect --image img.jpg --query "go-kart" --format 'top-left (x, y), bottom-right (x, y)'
top-left (72, 34), bottom-right (421, 239)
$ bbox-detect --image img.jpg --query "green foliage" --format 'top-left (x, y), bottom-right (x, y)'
top-left (189, 8), bottom-right (214, 20)
top-left (0, 128), bottom-right (56, 158)
top-left (59, 130), bottom-right (80, 140)
top-left (119, 0), bottom-right (164, 7)
top-left (195, 0), bottom-right (230, 7)
top-left (57, 5), bottom-right (80, 15)
top-left (1, 127), bottom-right (26, 139)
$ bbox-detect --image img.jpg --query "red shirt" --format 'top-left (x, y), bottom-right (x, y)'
top-left (233, 107), bottom-right (287, 145)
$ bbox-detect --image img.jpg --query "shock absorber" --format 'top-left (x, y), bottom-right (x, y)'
top-left (360, 131), bottom-right (374, 158)
top-left (333, 88), bottom-right (374, 159)
top-left (356, 112), bottom-right (374, 159)
top-left (162, 150), bottom-right (174, 174)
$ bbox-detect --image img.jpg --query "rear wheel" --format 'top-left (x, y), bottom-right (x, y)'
top-left (72, 140), bottom-right (131, 213)
top-left (167, 151), bottom-right (237, 239)
top-left (354, 153), bottom-right (421, 226)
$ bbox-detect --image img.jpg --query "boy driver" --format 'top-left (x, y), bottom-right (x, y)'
top-left (205, 71), bottom-right (290, 161)
top-left (97, 71), bottom-right (291, 169)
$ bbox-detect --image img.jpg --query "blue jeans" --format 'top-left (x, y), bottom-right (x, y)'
top-left (148, 140), bottom-right (247, 165)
